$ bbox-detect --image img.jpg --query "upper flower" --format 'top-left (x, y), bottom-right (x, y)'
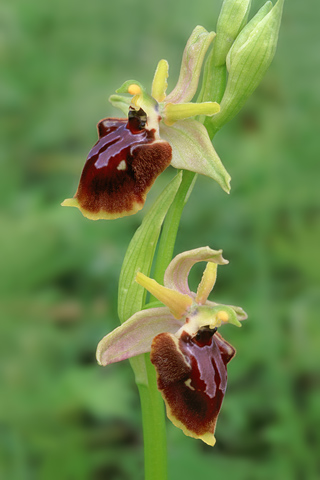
top-left (62, 27), bottom-right (231, 220)
top-left (96, 247), bottom-right (247, 445)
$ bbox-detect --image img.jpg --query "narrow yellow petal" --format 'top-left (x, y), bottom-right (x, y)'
top-left (136, 272), bottom-right (192, 319)
top-left (196, 263), bottom-right (217, 305)
top-left (151, 59), bottom-right (169, 102)
top-left (163, 101), bottom-right (220, 126)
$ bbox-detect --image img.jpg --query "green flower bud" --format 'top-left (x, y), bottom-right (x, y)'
top-left (208, 0), bottom-right (284, 136)
top-left (214, 0), bottom-right (252, 67)
top-left (226, 1), bottom-right (272, 67)
top-left (199, 0), bottom-right (252, 104)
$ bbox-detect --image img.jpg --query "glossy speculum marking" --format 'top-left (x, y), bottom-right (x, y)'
top-left (151, 329), bottom-right (235, 445)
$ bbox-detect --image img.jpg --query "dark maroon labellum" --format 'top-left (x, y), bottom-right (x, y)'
top-left (150, 330), bottom-right (235, 442)
top-left (74, 108), bottom-right (172, 218)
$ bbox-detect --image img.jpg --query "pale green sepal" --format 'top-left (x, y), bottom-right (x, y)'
top-left (164, 246), bottom-right (228, 296)
top-left (165, 26), bottom-right (215, 104)
top-left (209, 0), bottom-right (284, 134)
top-left (109, 94), bottom-right (131, 115)
top-left (160, 119), bottom-right (231, 193)
top-left (118, 171), bottom-right (183, 325)
top-left (96, 307), bottom-right (182, 366)
top-left (116, 79), bottom-right (146, 94)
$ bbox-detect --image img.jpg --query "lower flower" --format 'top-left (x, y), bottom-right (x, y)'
top-left (96, 247), bottom-right (247, 445)
top-left (151, 324), bottom-right (235, 446)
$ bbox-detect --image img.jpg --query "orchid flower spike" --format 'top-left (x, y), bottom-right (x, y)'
top-left (62, 27), bottom-right (231, 220)
top-left (97, 247), bottom-right (247, 446)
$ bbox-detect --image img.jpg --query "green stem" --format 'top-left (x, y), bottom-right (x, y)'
top-left (137, 355), bottom-right (168, 480)
top-left (137, 170), bottom-right (197, 479)
top-left (152, 170), bottom-right (197, 285)
top-left (198, 60), bottom-right (226, 105)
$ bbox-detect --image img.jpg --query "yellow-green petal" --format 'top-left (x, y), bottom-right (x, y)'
top-left (196, 263), bottom-right (218, 305)
top-left (152, 59), bottom-right (169, 102)
top-left (163, 101), bottom-right (220, 126)
top-left (136, 272), bottom-right (192, 319)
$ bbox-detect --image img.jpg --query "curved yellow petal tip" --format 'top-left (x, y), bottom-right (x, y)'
top-left (128, 83), bottom-right (142, 95)
top-left (136, 272), bottom-right (192, 319)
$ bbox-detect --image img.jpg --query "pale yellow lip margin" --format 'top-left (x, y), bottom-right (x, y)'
top-left (61, 197), bottom-right (144, 220)
top-left (167, 406), bottom-right (217, 447)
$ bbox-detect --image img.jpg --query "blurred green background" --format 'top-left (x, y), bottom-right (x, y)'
top-left (1, 0), bottom-right (319, 478)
